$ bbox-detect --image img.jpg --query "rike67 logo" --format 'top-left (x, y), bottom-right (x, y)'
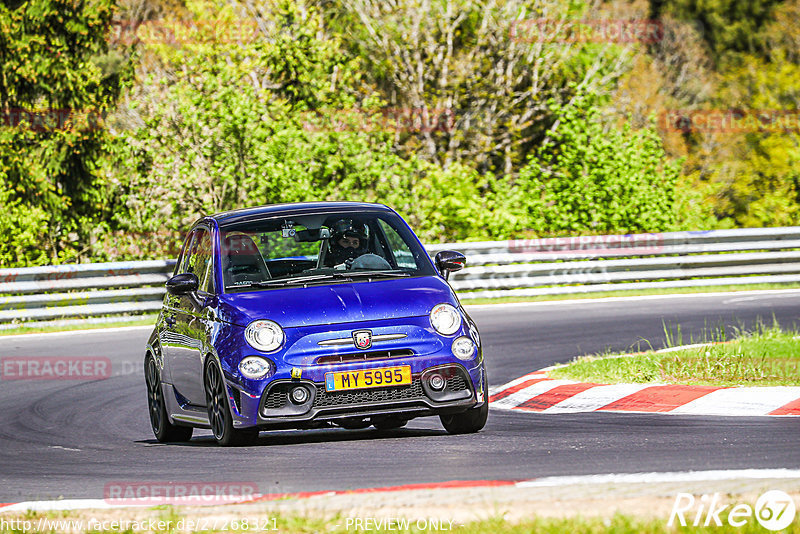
top-left (669, 490), bottom-right (796, 530)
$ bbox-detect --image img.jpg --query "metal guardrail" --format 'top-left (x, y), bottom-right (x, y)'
top-left (2, 228), bottom-right (800, 325)
top-left (0, 261), bottom-right (176, 324)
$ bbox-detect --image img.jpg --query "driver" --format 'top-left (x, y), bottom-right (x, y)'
top-left (326, 219), bottom-right (369, 266)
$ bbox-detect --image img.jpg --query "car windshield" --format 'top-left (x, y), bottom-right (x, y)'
top-left (219, 211), bottom-right (435, 292)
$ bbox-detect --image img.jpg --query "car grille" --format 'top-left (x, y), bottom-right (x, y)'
top-left (448, 374), bottom-right (468, 392)
top-left (313, 380), bottom-right (426, 408)
top-left (261, 372), bottom-right (471, 414)
top-left (315, 349), bottom-right (415, 365)
top-left (263, 386), bottom-right (290, 409)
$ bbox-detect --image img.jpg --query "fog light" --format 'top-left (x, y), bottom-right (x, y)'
top-left (429, 373), bottom-right (446, 391)
top-left (290, 386), bottom-right (309, 404)
top-left (238, 356), bottom-right (273, 379)
top-left (452, 336), bottom-right (476, 360)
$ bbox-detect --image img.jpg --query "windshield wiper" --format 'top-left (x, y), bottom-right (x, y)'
top-left (344, 270), bottom-right (411, 279)
top-left (225, 270), bottom-right (410, 291)
top-left (226, 273), bottom-right (352, 290)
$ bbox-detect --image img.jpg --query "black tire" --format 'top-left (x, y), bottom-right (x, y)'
top-left (439, 400), bottom-right (488, 434)
top-left (440, 367), bottom-right (489, 434)
top-left (372, 417), bottom-right (408, 430)
top-left (145, 356), bottom-right (193, 443)
top-left (205, 361), bottom-right (259, 446)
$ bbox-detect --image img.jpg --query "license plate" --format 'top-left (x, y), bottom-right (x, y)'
top-left (325, 366), bottom-right (412, 392)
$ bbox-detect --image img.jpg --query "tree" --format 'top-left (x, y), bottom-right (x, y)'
top-left (0, 180), bottom-right (50, 266)
top-left (671, 0), bottom-right (800, 228)
top-left (511, 95), bottom-right (681, 235)
top-left (104, 0), bottom-right (498, 255)
top-left (0, 0), bottom-right (128, 265)
top-left (322, 0), bottom-right (633, 175)
top-left (648, 0), bottom-right (783, 64)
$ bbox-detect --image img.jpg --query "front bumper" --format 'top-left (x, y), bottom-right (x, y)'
top-left (220, 314), bottom-right (486, 429)
top-left (222, 361), bottom-right (484, 429)
top-left (255, 363), bottom-right (477, 426)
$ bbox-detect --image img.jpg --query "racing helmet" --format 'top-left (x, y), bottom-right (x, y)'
top-left (331, 219), bottom-right (368, 243)
top-left (327, 219), bottom-right (369, 265)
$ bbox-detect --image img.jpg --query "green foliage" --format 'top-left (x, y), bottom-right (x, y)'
top-left (109, 0), bottom-right (368, 225)
top-left (0, 178), bottom-right (50, 266)
top-left (368, 158), bottom-right (499, 242)
top-left (105, 0), bottom-right (498, 255)
top-left (318, 0), bottom-right (631, 174)
top-left (674, 1), bottom-right (800, 228)
top-left (651, 0), bottom-right (783, 62)
top-left (104, 0), bottom-right (676, 257)
top-left (715, 54), bottom-right (800, 226)
top-left (510, 96), bottom-right (681, 235)
top-left (671, 173), bottom-right (726, 231)
top-left (0, 0), bottom-right (129, 265)
top-left (7, 0), bottom-right (788, 266)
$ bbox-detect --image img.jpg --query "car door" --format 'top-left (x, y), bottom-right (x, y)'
top-left (167, 226), bottom-right (216, 406)
top-left (159, 229), bottom-right (195, 393)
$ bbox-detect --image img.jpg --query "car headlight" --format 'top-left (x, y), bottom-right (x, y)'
top-left (452, 336), bottom-right (476, 360)
top-left (430, 303), bottom-right (461, 336)
top-left (244, 320), bottom-right (284, 352)
top-left (238, 356), bottom-right (274, 379)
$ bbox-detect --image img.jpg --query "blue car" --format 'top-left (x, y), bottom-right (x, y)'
top-left (144, 202), bottom-right (487, 445)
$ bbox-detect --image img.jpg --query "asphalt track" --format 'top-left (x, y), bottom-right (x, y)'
top-left (0, 291), bottom-right (798, 502)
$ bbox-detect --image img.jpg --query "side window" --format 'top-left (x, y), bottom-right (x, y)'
top-left (378, 219), bottom-right (416, 269)
top-left (186, 229), bottom-right (215, 294)
top-left (174, 230), bottom-right (197, 276)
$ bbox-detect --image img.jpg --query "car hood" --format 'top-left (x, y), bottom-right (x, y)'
top-left (216, 275), bottom-right (458, 328)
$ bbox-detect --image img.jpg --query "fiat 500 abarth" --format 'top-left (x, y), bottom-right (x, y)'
top-left (144, 202), bottom-right (488, 445)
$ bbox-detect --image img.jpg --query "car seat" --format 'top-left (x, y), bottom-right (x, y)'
top-left (221, 234), bottom-right (271, 286)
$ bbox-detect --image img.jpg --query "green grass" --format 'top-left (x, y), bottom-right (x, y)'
top-left (447, 515), bottom-right (800, 534)
top-left (1, 510), bottom-right (797, 533)
top-left (462, 282), bottom-right (800, 305)
top-left (550, 323), bottom-right (800, 387)
top-left (0, 315), bottom-right (157, 336)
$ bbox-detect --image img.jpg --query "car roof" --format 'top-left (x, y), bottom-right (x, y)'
top-left (209, 202), bottom-right (393, 226)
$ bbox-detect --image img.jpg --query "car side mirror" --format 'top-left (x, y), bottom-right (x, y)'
top-left (166, 272), bottom-right (199, 295)
top-left (434, 250), bottom-right (466, 280)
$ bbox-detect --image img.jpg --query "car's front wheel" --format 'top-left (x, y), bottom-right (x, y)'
top-left (145, 356), bottom-right (193, 443)
top-left (439, 401), bottom-right (488, 434)
top-left (440, 368), bottom-right (489, 434)
top-left (205, 361), bottom-right (259, 446)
